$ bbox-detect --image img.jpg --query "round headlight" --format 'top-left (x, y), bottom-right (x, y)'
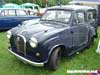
top-left (7, 31), bottom-right (12, 39)
top-left (29, 37), bottom-right (38, 48)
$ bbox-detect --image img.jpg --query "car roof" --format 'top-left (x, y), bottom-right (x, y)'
top-left (48, 5), bottom-right (95, 11)
top-left (0, 8), bottom-right (25, 10)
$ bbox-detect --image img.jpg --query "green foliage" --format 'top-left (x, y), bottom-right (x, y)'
top-left (4, 0), bottom-right (71, 7)
top-left (62, 0), bottom-right (70, 5)
top-left (0, 0), bottom-right (5, 5)
top-left (48, 0), bottom-right (56, 6)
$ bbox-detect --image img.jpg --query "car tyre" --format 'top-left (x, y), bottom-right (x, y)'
top-left (47, 47), bottom-right (61, 71)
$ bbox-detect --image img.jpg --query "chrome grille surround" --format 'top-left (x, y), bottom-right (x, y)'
top-left (14, 34), bottom-right (26, 56)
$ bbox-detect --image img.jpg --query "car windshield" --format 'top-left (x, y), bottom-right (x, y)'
top-left (41, 9), bottom-right (72, 24)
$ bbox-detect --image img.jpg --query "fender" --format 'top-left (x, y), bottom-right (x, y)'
top-left (43, 36), bottom-right (66, 62)
top-left (44, 44), bottom-right (66, 63)
top-left (48, 44), bottom-right (65, 57)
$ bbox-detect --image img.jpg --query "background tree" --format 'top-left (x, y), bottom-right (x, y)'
top-left (4, 0), bottom-right (70, 7)
top-left (0, 0), bottom-right (5, 6)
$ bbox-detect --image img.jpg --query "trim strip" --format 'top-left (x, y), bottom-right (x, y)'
top-left (8, 49), bottom-right (44, 67)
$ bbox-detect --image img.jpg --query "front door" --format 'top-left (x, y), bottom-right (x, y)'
top-left (74, 11), bottom-right (89, 47)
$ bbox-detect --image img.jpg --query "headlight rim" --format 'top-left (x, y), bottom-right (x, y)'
top-left (29, 37), bottom-right (38, 48)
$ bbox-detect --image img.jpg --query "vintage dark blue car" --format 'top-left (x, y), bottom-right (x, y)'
top-left (0, 8), bottom-right (39, 30)
top-left (7, 5), bottom-right (98, 70)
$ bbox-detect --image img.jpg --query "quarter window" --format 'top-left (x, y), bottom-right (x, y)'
top-left (87, 11), bottom-right (96, 22)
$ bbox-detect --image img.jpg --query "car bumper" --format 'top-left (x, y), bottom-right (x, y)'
top-left (8, 48), bottom-right (44, 67)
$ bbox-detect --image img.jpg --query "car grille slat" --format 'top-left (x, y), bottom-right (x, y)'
top-left (14, 35), bottom-right (26, 56)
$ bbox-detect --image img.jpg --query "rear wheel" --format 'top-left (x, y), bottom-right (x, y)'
top-left (47, 47), bottom-right (61, 71)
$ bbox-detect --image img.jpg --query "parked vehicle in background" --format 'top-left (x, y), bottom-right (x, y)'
top-left (0, 8), bottom-right (40, 30)
top-left (7, 5), bottom-right (98, 71)
top-left (20, 3), bottom-right (40, 16)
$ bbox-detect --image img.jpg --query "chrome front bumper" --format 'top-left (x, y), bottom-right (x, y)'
top-left (8, 49), bottom-right (44, 67)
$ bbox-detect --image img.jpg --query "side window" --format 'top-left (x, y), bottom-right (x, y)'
top-left (1, 10), bottom-right (16, 16)
top-left (74, 12), bottom-right (85, 24)
top-left (87, 11), bottom-right (96, 22)
top-left (16, 10), bottom-right (27, 16)
top-left (8, 10), bottom-right (16, 16)
top-left (1, 10), bottom-right (8, 16)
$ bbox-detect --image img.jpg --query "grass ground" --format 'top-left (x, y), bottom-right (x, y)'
top-left (0, 29), bottom-right (100, 75)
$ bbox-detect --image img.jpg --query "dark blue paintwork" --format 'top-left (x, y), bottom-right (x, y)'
top-left (0, 8), bottom-right (40, 30)
top-left (8, 5), bottom-right (98, 65)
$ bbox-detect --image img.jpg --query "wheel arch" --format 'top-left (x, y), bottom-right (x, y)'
top-left (48, 44), bottom-right (66, 61)
top-left (45, 44), bottom-right (66, 70)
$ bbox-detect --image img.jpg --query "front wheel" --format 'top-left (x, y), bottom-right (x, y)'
top-left (47, 47), bottom-right (61, 71)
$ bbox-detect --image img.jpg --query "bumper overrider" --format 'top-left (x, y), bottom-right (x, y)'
top-left (8, 48), bottom-right (44, 67)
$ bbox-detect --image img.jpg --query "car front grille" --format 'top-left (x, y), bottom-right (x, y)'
top-left (14, 35), bottom-right (26, 56)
